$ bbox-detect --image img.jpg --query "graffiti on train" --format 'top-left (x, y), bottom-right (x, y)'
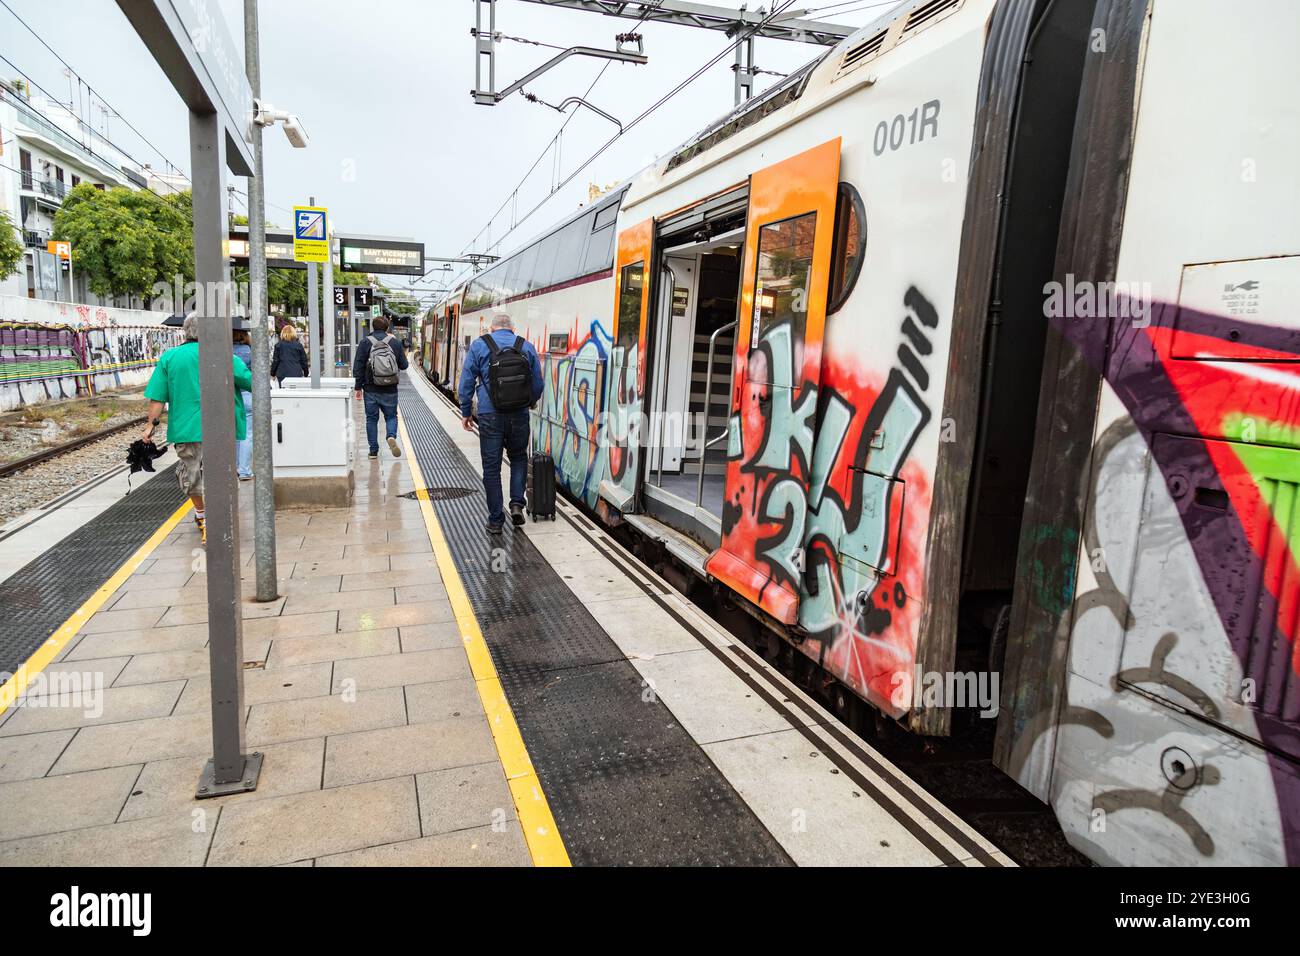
top-left (707, 286), bottom-right (940, 715)
top-left (533, 319), bottom-right (612, 504)
top-left (1011, 297), bottom-right (1300, 865)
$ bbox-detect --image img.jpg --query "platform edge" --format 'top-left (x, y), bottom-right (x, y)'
top-left (396, 414), bottom-right (571, 868)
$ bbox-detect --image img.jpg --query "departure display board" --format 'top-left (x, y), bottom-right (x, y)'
top-left (339, 238), bottom-right (425, 276)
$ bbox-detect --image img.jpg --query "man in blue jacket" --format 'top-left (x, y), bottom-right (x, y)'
top-left (458, 313), bottom-right (544, 533)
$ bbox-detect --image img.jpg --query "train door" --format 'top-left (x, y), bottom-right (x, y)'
top-left (641, 197), bottom-right (746, 548)
top-left (647, 259), bottom-right (690, 476)
top-left (704, 139), bottom-right (841, 625)
top-left (599, 218), bottom-right (652, 511)
top-left (442, 304), bottom-right (458, 384)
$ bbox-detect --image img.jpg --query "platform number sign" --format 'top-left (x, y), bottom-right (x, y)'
top-left (292, 205), bottom-right (329, 263)
top-left (333, 288), bottom-right (348, 309)
top-left (353, 287), bottom-right (373, 310)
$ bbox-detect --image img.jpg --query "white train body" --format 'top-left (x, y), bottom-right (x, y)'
top-left (415, 0), bottom-right (1300, 866)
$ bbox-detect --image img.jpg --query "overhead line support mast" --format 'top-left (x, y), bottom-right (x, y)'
top-left (472, 0), bottom-right (854, 107)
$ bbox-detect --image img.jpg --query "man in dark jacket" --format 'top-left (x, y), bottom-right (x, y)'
top-left (353, 315), bottom-right (409, 459)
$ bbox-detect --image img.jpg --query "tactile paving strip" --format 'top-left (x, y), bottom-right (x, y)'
top-left (0, 464), bottom-right (185, 675)
top-left (398, 383), bottom-right (792, 866)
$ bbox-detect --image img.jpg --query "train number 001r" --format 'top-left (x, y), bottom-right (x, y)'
top-left (873, 100), bottom-right (941, 155)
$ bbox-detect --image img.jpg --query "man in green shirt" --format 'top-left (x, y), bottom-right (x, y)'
top-left (141, 314), bottom-right (253, 543)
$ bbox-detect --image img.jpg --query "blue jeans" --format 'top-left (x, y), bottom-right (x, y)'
top-left (478, 410), bottom-right (530, 526)
top-left (236, 391), bottom-right (253, 477)
top-left (364, 390), bottom-right (399, 453)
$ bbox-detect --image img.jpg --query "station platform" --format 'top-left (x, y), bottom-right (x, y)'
top-left (0, 371), bottom-right (1010, 867)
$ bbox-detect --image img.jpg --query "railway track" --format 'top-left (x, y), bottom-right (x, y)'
top-left (0, 415), bottom-right (147, 480)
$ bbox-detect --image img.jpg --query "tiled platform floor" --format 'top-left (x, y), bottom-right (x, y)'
top-left (0, 399), bottom-right (529, 867)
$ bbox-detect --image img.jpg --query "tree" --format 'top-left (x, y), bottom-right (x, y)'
top-left (52, 183), bottom-right (194, 299)
top-left (0, 210), bottom-right (22, 280)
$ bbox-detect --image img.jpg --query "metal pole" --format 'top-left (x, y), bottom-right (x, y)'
top-left (346, 250), bottom-right (355, 367)
top-left (245, 0), bottom-right (278, 604)
top-left (323, 233), bottom-right (335, 375)
top-left (734, 35), bottom-right (755, 106)
top-left (190, 108), bottom-right (260, 797)
top-left (696, 319), bottom-right (737, 508)
top-left (307, 192), bottom-right (321, 388)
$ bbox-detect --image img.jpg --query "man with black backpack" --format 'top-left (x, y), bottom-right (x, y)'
top-left (353, 315), bottom-right (410, 459)
top-left (458, 313), bottom-right (544, 534)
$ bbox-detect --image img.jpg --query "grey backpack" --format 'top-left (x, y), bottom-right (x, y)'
top-left (367, 334), bottom-right (400, 386)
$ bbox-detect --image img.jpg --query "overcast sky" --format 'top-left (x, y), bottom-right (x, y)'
top-left (2, 0), bottom-right (903, 295)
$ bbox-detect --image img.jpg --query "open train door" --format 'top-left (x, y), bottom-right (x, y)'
top-left (599, 217), bottom-right (653, 512)
top-left (705, 139), bottom-right (841, 625)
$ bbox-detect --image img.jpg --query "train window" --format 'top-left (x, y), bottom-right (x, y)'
top-left (593, 203), bottom-right (618, 231)
top-left (533, 233), bottom-right (561, 289)
top-left (503, 257), bottom-right (523, 300)
top-left (464, 279), bottom-right (487, 312)
top-left (553, 219), bottom-right (588, 284)
top-left (583, 224), bottom-right (616, 275)
top-left (752, 212), bottom-right (816, 350)
top-left (616, 261), bottom-right (644, 358)
top-left (828, 182), bottom-right (865, 314)
top-left (515, 243), bottom-right (540, 292)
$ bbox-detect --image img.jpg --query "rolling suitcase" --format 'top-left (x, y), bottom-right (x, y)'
top-left (527, 453), bottom-right (557, 521)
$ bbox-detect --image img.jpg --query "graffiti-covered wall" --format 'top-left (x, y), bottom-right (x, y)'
top-left (0, 295), bottom-right (180, 411)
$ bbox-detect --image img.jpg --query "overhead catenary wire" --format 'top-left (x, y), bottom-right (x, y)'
top-left (475, 0), bottom-right (802, 270)
top-left (427, 1), bottom-right (800, 307)
top-left (435, 0), bottom-right (670, 285)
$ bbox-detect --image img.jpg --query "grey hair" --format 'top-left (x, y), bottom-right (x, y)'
top-left (182, 313), bottom-right (201, 342)
top-left (490, 313), bottom-right (513, 330)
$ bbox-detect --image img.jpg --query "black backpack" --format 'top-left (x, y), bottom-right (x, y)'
top-left (481, 333), bottom-right (533, 411)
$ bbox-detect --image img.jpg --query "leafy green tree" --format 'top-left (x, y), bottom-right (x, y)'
top-left (52, 183), bottom-right (194, 299)
top-left (0, 210), bottom-right (22, 280)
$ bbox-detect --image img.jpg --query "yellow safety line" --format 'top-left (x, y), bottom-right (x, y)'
top-left (396, 415), bottom-right (571, 868)
top-left (0, 499), bottom-right (194, 717)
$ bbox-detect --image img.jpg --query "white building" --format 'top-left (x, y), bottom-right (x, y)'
top-left (0, 82), bottom-right (146, 306)
top-left (143, 165), bottom-right (189, 197)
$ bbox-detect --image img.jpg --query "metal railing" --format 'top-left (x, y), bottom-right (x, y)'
top-left (694, 319), bottom-right (737, 509)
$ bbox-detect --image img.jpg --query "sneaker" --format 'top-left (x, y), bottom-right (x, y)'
top-left (368, 449), bottom-right (379, 459)
top-left (510, 503), bottom-right (526, 526)
top-left (387, 436), bottom-right (402, 458)
top-left (238, 474), bottom-right (253, 482)
top-left (486, 521), bottom-right (504, 535)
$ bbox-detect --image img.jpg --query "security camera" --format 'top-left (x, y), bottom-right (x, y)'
top-left (281, 114), bottom-right (309, 149)
top-left (252, 98), bottom-right (309, 149)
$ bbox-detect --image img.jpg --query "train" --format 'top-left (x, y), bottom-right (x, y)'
top-left (414, 0), bottom-right (1300, 867)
